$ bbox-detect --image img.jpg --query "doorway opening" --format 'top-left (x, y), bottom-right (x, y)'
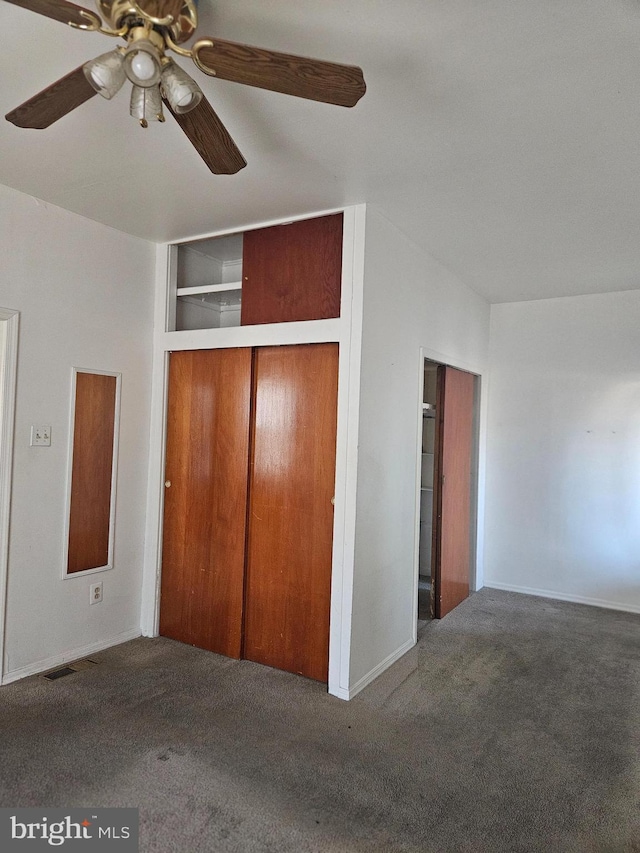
top-left (417, 360), bottom-right (437, 627)
top-left (417, 357), bottom-right (479, 632)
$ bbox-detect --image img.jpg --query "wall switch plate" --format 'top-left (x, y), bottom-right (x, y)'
top-left (90, 582), bottom-right (103, 605)
top-left (30, 425), bottom-right (51, 446)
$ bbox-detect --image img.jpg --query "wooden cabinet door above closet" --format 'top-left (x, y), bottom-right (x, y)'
top-left (241, 213), bottom-right (343, 325)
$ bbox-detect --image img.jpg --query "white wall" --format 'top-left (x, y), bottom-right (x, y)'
top-left (0, 184), bottom-right (155, 680)
top-left (0, 320), bottom-right (5, 429)
top-left (484, 290), bottom-right (640, 613)
top-left (348, 206), bottom-right (490, 693)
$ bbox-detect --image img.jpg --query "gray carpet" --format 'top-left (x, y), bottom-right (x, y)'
top-left (1, 588), bottom-right (639, 852)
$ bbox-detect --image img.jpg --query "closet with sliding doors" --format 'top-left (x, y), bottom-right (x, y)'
top-left (159, 213), bottom-right (343, 683)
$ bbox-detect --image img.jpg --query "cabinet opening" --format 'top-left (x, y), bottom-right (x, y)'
top-left (173, 232), bottom-right (243, 331)
top-left (169, 213), bottom-right (344, 332)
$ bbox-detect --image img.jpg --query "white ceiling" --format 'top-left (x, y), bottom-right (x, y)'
top-left (2, 0), bottom-right (640, 303)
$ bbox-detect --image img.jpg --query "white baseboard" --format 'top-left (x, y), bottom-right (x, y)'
top-left (334, 637), bottom-right (416, 701)
top-left (484, 581), bottom-right (640, 615)
top-left (329, 685), bottom-right (351, 701)
top-left (1, 628), bottom-right (142, 685)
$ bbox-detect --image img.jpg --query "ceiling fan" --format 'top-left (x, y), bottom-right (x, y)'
top-left (3, 0), bottom-right (366, 174)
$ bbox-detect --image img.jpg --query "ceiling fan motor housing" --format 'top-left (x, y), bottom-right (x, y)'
top-left (95, 0), bottom-right (199, 43)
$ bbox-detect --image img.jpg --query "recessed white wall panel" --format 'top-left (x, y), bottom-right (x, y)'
top-left (485, 290), bottom-right (640, 612)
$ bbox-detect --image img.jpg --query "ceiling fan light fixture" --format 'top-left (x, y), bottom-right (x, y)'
top-left (130, 85), bottom-right (164, 127)
top-left (161, 61), bottom-right (203, 114)
top-left (123, 40), bottom-right (162, 89)
top-left (7, 1), bottom-right (365, 175)
top-left (83, 51), bottom-right (126, 100)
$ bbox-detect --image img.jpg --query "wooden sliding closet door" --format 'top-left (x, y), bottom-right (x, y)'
top-left (244, 343), bottom-right (339, 682)
top-left (160, 348), bottom-right (252, 657)
top-left (432, 365), bottom-right (475, 619)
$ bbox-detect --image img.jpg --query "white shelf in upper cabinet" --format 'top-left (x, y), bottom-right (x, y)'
top-left (177, 281), bottom-right (242, 297)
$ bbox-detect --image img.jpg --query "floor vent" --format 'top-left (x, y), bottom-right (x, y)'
top-left (42, 659), bottom-right (99, 680)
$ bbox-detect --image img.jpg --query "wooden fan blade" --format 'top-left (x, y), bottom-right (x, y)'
top-left (3, 0), bottom-right (99, 28)
top-left (193, 38), bottom-right (366, 107)
top-left (6, 65), bottom-right (96, 129)
top-left (165, 96), bottom-right (247, 175)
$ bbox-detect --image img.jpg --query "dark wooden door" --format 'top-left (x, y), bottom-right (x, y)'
top-left (243, 343), bottom-right (339, 682)
top-left (159, 348), bottom-right (252, 657)
top-left (241, 214), bottom-right (343, 325)
top-left (432, 365), bottom-right (475, 619)
top-left (67, 372), bottom-right (117, 574)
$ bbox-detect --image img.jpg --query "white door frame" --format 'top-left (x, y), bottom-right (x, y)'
top-left (412, 346), bottom-right (486, 638)
top-left (0, 308), bottom-right (19, 685)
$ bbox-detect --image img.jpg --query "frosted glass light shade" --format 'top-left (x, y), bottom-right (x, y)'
top-left (130, 52), bottom-right (156, 81)
top-left (83, 51), bottom-right (126, 100)
top-left (161, 61), bottom-right (203, 114)
top-left (123, 41), bottom-right (162, 88)
top-left (130, 84), bottom-right (164, 124)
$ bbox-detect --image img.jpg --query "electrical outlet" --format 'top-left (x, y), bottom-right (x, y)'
top-left (90, 582), bottom-right (103, 605)
top-left (30, 425), bottom-right (51, 447)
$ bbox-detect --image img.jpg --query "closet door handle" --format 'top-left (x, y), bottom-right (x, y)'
top-left (330, 496), bottom-right (335, 506)
top-left (165, 480), bottom-right (171, 488)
